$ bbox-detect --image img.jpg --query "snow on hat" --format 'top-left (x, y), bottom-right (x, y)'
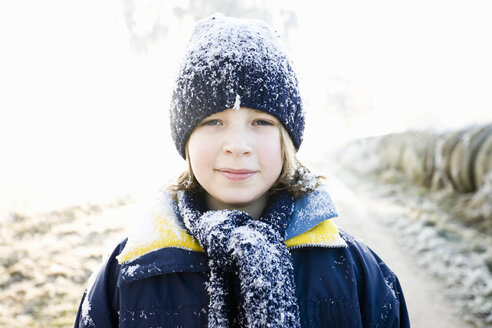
top-left (169, 14), bottom-right (305, 158)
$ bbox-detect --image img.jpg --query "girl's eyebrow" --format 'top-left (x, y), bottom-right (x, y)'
top-left (252, 113), bottom-right (279, 121)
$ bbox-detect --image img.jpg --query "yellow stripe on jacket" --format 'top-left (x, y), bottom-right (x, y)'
top-left (118, 214), bottom-right (344, 264)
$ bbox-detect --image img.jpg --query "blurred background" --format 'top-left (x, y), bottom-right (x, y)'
top-left (1, 0), bottom-right (491, 213)
top-left (1, 0), bottom-right (491, 327)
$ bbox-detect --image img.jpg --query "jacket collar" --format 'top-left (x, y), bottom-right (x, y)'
top-left (117, 186), bottom-right (347, 265)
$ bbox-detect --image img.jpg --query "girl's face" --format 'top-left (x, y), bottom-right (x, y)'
top-left (188, 107), bottom-right (283, 211)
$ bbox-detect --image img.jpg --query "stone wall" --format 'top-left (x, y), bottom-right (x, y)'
top-left (374, 124), bottom-right (492, 193)
top-left (341, 123), bottom-right (492, 232)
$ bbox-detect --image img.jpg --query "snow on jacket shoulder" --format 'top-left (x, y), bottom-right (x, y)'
top-left (74, 188), bottom-right (410, 327)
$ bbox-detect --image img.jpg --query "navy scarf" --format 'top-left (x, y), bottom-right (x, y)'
top-left (178, 190), bottom-right (300, 328)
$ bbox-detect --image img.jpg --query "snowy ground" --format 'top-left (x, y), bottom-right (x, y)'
top-left (316, 157), bottom-right (492, 328)
top-left (0, 195), bottom-right (139, 328)
top-left (1, 160), bottom-right (491, 327)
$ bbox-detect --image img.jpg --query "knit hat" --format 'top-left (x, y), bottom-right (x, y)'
top-left (170, 14), bottom-right (305, 158)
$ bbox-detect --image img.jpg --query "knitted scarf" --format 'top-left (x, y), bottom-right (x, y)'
top-left (178, 190), bottom-right (300, 328)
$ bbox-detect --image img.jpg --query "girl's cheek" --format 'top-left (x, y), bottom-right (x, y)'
top-left (259, 140), bottom-right (282, 164)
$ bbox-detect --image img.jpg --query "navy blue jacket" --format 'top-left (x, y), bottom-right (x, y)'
top-left (75, 188), bottom-right (410, 327)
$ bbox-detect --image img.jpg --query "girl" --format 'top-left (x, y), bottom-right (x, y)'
top-left (75, 14), bottom-right (410, 327)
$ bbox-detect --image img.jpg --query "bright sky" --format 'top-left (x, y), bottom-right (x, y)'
top-left (1, 0), bottom-right (491, 212)
top-left (290, 0), bottom-right (492, 156)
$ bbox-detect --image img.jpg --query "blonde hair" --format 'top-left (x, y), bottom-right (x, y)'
top-left (169, 124), bottom-right (323, 200)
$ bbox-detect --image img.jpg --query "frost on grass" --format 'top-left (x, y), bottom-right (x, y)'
top-left (336, 152), bottom-right (492, 327)
top-left (467, 172), bottom-right (492, 220)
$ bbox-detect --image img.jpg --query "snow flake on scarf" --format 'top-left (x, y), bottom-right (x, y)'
top-left (178, 190), bottom-right (301, 328)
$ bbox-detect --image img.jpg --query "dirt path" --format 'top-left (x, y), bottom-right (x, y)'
top-left (1, 167), bottom-right (485, 327)
top-left (320, 164), bottom-right (475, 328)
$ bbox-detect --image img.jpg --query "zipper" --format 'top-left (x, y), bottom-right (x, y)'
top-left (287, 242), bottom-right (347, 250)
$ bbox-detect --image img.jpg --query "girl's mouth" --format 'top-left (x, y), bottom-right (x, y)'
top-left (217, 168), bottom-right (257, 181)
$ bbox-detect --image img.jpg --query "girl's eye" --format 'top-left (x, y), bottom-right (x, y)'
top-left (252, 119), bottom-right (274, 126)
top-left (201, 119), bottom-right (222, 126)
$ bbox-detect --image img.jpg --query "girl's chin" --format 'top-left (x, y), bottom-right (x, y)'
top-left (207, 192), bottom-right (263, 210)
top-left (214, 197), bottom-right (255, 208)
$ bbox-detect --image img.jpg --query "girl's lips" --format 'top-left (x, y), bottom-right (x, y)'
top-left (217, 168), bottom-right (257, 181)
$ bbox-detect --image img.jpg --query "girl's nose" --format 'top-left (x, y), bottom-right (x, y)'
top-left (222, 126), bottom-right (252, 157)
